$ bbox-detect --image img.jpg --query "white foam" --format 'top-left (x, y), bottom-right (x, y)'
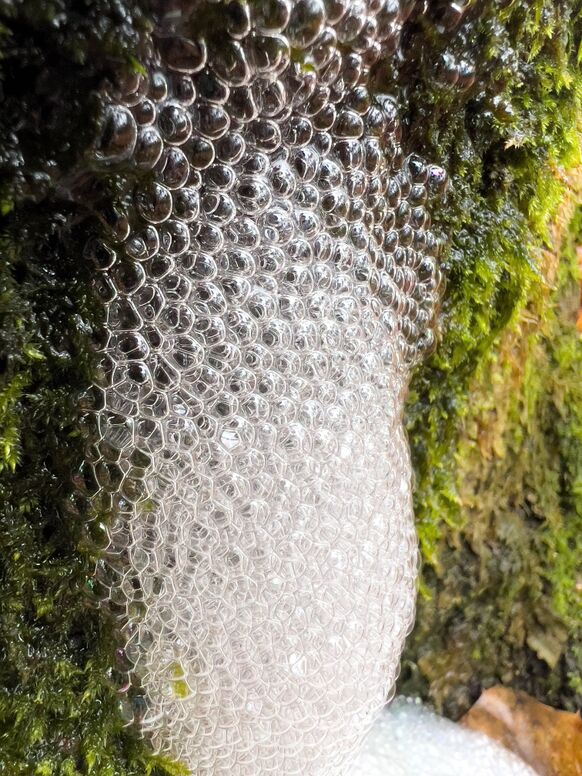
top-left (351, 698), bottom-right (537, 776)
top-left (87, 1), bottom-right (445, 772)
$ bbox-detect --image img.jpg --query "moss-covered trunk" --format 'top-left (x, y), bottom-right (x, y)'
top-left (401, 199), bottom-right (582, 717)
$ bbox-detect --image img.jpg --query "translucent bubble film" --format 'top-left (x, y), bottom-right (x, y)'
top-left (351, 698), bottom-right (538, 776)
top-left (86, 0), bottom-right (446, 773)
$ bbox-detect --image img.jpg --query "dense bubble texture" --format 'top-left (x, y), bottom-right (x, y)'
top-left (351, 699), bottom-right (538, 776)
top-left (88, 1), bottom-right (445, 773)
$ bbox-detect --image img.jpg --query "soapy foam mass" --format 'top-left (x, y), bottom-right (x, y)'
top-left (87, 1), bottom-right (445, 772)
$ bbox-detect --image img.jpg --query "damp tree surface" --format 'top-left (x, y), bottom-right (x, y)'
top-left (0, 1), bottom-right (580, 774)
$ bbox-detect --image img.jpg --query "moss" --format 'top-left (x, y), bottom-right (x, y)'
top-left (0, 2), bottom-right (185, 773)
top-left (401, 205), bottom-right (582, 716)
top-left (0, 208), bottom-right (189, 776)
top-left (394, 0), bottom-right (581, 713)
top-left (390, 0), bottom-right (581, 564)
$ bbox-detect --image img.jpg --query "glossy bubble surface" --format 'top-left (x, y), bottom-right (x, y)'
top-left (88, 1), bottom-right (446, 773)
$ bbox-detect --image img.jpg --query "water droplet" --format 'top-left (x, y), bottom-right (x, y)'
top-left (188, 137), bottom-right (216, 170)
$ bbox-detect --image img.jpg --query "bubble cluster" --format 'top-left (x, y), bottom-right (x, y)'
top-left (85, 1), bottom-right (446, 773)
top-left (351, 698), bottom-right (538, 776)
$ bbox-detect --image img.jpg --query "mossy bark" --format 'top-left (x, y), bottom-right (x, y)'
top-left (398, 0), bottom-right (582, 718)
top-left (401, 199), bottom-right (582, 718)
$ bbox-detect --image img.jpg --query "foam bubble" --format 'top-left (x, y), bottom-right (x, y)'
top-left (86, 2), bottom-right (447, 772)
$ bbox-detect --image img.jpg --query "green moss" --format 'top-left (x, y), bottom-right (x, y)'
top-left (0, 2), bottom-right (185, 773)
top-left (395, 0), bottom-right (581, 713)
top-left (401, 207), bottom-right (582, 716)
top-left (393, 0), bottom-right (581, 563)
top-left (0, 206), bottom-right (190, 775)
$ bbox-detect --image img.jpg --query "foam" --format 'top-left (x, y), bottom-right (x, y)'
top-left (351, 698), bottom-right (538, 776)
top-left (86, 2), bottom-right (445, 772)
